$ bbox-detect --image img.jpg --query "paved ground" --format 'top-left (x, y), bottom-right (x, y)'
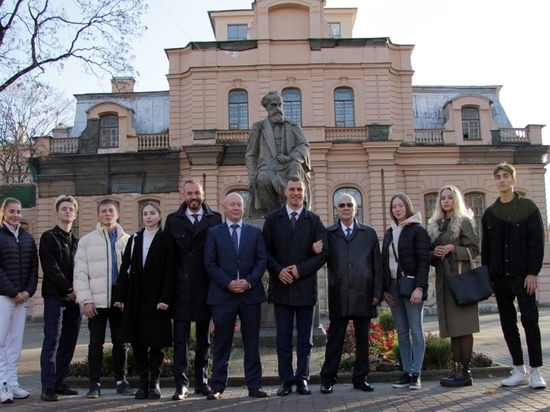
top-left (5, 308), bottom-right (550, 411)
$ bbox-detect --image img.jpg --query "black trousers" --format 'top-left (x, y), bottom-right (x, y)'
top-left (493, 275), bottom-right (542, 367)
top-left (320, 316), bottom-right (371, 384)
top-left (172, 319), bottom-right (211, 388)
top-left (131, 343), bottom-right (164, 378)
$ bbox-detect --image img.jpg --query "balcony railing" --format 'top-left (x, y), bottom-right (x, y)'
top-left (415, 129), bottom-right (444, 144)
top-left (0, 172), bottom-right (33, 185)
top-left (216, 130), bottom-right (249, 143)
top-left (138, 133), bottom-right (170, 150)
top-left (51, 138), bottom-right (79, 153)
top-left (325, 126), bottom-right (368, 141)
top-left (499, 128), bottom-right (529, 143)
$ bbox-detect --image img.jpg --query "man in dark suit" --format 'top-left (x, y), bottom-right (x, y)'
top-left (203, 192), bottom-right (268, 400)
top-left (164, 180), bottom-right (222, 400)
top-left (262, 176), bottom-right (329, 396)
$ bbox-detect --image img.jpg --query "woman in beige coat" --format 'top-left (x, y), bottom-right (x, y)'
top-left (427, 185), bottom-right (479, 387)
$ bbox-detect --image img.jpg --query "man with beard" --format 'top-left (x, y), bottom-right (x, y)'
top-left (245, 91), bottom-right (311, 217)
top-left (164, 180), bottom-right (222, 400)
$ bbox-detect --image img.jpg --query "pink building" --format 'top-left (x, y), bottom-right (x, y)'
top-left (27, 0), bottom-right (548, 317)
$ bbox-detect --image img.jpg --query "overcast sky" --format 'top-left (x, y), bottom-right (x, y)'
top-left (44, 0), bottom-right (548, 142)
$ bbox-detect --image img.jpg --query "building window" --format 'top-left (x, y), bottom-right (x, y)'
top-left (333, 187), bottom-right (363, 223)
top-left (334, 87), bottom-right (355, 127)
top-left (229, 90), bottom-right (248, 130)
top-left (424, 192), bottom-right (438, 226)
top-left (282, 88), bottom-right (302, 125)
top-left (465, 192), bottom-right (484, 239)
top-left (71, 216), bottom-right (79, 238)
top-left (139, 200), bottom-right (161, 230)
top-left (228, 24), bottom-right (247, 40)
top-left (329, 23), bottom-right (341, 38)
top-left (462, 107), bottom-right (480, 139)
top-left (99, 115), bottom-right (119, 148)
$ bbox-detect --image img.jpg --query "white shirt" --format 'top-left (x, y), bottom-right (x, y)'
top-left (340, 221), bottom-right (354, 237)
top-left (142, 228), bottom-right (159, 265)
top-left (285, 205), bottom-right (303, 221)
top-left (185, 209), bottom-right (203, 225)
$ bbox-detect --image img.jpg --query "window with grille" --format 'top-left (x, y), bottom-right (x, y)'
top-left (100, 115), bottom-right (119, 148)
top-left (333, 187), bottom-right (363, 223)
top-left (465, 192), bottom-right (484, 241)
top-left (334, 88), bottom-right (355, 127)
top-left (228, 24), bottom-right (248, 40)
top-left (462, 107), bottom-right (480, 139)
top-left (424, 193), bottom-right (438, 226)
top-left (282, 88), bottom-right (302, 126)
top-left (229, 90), bottom-right (248, 130)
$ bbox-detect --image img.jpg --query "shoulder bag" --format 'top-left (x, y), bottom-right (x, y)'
top-left (448, 248), bottom-right (492, 306)
top-left (391, 242), bottom-right (427, 300)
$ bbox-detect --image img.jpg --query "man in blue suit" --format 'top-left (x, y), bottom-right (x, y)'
top-left (204, 192), bottom-right (268, 400)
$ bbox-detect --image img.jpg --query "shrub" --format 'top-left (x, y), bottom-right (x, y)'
top-left (377, 309), bottom-right (394, 333)
top-left (470, 352), bottom-right (495, 367)
top-left (393, 332), bottom-right (452, 370)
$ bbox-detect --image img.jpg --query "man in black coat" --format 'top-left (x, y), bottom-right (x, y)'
top-left (164, 180), bottom-right (222, 400)
top-left (319, 194), bottom-right (383, 394)
top-left (262, 176), bottom-right (328, 396)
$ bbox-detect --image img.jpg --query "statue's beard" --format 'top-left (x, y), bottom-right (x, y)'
top-left (269, 113), bottom-right (284, 124)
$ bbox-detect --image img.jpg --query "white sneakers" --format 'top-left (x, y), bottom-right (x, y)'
top-left (530, 370), bottom-right (547, 389)
top-left (0, 382), bottom-right (13, 404)
top-left (10, 384), bottom-right (29, 399)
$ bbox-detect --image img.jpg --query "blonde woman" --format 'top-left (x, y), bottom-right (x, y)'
top-left (0, 198), bottom-right (38, 403)
top-left (427, 185), bottom-right (479, 387)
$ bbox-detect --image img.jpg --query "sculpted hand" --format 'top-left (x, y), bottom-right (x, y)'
top-left (312, 240), bottom-right (323, 255)
top-left (383, 291), bottom-right (395, 307)
top-left (84, 302), bottom-right (98, 318)
top-left (525, 274), bottom-right (538, 295)
top-left (278, 267), bottom-right (294, 284)
top-left (276, 154), bottom-right (290, 164)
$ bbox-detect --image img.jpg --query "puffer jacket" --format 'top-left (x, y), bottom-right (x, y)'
top-left (73, 222), bottom-right (129, 308)
top-left (0, 223), bottom-right (38, 298)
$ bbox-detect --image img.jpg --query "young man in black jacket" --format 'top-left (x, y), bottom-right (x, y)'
top-left (39, 195), bottom-right (81, 401)
top-left (482, 163), bottom-right (546, 389)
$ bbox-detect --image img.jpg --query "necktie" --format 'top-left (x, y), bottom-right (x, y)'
top-left (346, 227), bottom-right (352, 239)
top-left (290, 211), bottom-right (298, 228)
top-left (191, 214), bottom-right (199, 227)
top-left (231, 224), bottom-right (239, 253)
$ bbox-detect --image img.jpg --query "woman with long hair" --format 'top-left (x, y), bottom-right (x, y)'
top-left (381, 193), bottom-right (430, 390)
top-left (427, 185), bottom-right (480, 387)
top-left (0, 198), bottom-right (38, 403)
top-left (114, 202), bottom-right (175, 400)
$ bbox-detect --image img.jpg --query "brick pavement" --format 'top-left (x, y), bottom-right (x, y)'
top-left (7, 308), bottom-right (550, 411)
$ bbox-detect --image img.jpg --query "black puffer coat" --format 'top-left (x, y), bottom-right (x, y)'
top-left (0, 223), bottom-right (39, 298)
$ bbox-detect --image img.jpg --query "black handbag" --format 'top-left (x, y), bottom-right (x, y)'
top-left (391, 242), bottom-right (427, 300)
top-left (448, 249), bottom-right (493, 306)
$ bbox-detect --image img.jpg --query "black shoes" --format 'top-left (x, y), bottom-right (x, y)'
top-left (392, 372), bottom-right (411, 388)
top-left (86, 382), bottom-right (101, 398)
top-left (320, 381), bottom-right (333, 394)
top-left (206, 391), bottom-right (223, 400)
top-left (295, 379), bottom-right (311, 395)
top-left (440, 362), bottom-right (459, 386)
top-left (53, 384), bottom-right (78, 396)
top-left (248, 388), bottom-right (268, 398)
top-left (276, 381), bottom-right (293, 396)
top-left (194, 384), bottom-right (211, 395)
top-left (172, 386), bottom-right (189, 400)
top-left (442, 364), bottom-right (473, 387)
top-left (353, 381), bottom-right (374, 392)
top-left (116, 380), bottom-right (135, 396)
top-left (41, 388), bottom-right (58, 402)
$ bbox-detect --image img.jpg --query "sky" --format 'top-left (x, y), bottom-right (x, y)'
top-left (41, 0), bottom-right (549, 143)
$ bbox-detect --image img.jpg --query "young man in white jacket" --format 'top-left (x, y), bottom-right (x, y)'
top-left (73, 199), bottom-right (132, 398)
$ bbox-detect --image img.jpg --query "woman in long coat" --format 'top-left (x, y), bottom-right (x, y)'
top-left (114, 202), bottom-right (175, 400)
top-left (427, 185), bottom-right (480, 387)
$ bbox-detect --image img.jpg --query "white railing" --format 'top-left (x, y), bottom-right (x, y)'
top-left (499, 128), bottom-right (529, 143)
top-left (325, 127), bottom-right (368, 141)
top-left (51, 138), bottom-right (79, 153)
top-left (216, 130), bottom-right (249, 143)
top-left (138, 134), bottom-right (170, 150)
top-left (415, 129), bottom-right (444, 144)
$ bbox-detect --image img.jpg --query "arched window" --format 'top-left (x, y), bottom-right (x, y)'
top-left (333, 187), bottom-right (363, 222)
top-left (462, 107), bottom-right (480, 139)
top-left (424, 192), bottom-right (439, 226)
top-left (334, 87), bottom-right (355, 127)
top-left (282, 88), bottom-right (302, 125)
top-left (99, 114), bottom-right (119, 147)
top-left (229, 90), bottom-right (248, 130)
top-left (138, 199), bottom-right (161, 230)
top-left (464, 192), bottom-right (485, 238)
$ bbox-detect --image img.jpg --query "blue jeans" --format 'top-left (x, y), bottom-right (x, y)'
top-left (40, 297), bottom-right (82, 390)
top-left (389, 280), bottom-right (425, 374)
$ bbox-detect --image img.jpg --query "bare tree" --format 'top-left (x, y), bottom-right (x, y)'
top-left (0, 78), bottom-right (73, 184)
top-left (0, 0), bottom-right (147, 93)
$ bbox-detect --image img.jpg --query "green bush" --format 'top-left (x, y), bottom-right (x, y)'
top-left (377, 309), bottom-right (394, 332)
top-left (393, 332), bottom-right (452, 370)
top-left (470, 352), bottom-right (495, 367)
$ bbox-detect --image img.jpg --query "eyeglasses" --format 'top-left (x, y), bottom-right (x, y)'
top-left (338, 203), bottom-right (354, 208)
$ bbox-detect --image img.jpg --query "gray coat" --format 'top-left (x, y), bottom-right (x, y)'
top-left (326, 220), bottom-right (384, 321)
top-left (430, 218), bottom-right (480, 338)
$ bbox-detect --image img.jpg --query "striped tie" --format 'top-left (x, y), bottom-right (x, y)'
top-left (231, 224), bottom-right (239, 253)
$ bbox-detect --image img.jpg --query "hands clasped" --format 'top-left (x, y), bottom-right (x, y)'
top-left (228, 279), bottom-right (249, 293)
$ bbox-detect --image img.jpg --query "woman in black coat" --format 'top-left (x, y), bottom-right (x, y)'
top-left (114, 202), bottom-right (175, 400)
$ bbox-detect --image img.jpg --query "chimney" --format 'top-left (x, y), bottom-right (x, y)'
top-left (111, 76), bottom-right (135, 93)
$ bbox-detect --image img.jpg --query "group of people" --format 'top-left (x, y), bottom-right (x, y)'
top-left (0, 162), bottom-right (546, 404)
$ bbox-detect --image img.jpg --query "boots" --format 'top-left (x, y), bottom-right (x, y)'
top-left (148, 374), bottom-right (161, 399)
top-left (135, 375), bottom-right (149, 399)
top-left (443, 363), bottom-right (473, 387)
top-left (440, 362), bottom-right (459, 386)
